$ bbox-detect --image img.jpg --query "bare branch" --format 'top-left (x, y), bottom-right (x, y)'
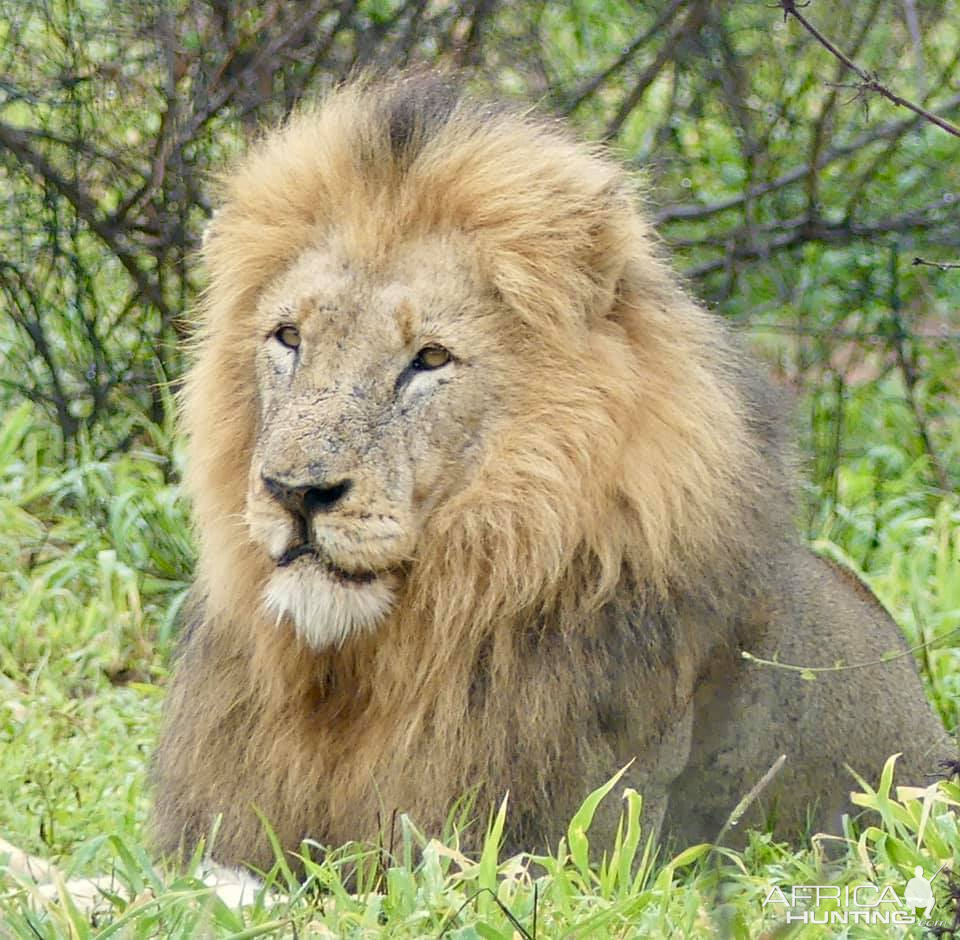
top-left (912, 257), bottom-right (960, 271)
top-left (803, 1), bottom-right (884, 220)
top-left (560, 0), bottom-right (686, 114)
top-left (0, 120), bottom-right (170, 321)
top-left (458, 0), bottom-right (498, 69)
top-left (655, 91), bottom-right (960, 224)
top-left (680, 194), bottom-right (958, 279)
top-left (779, 0), bottom-right (960, 137)
top-left (887, 248), bottom-right (951, 492)
top-left (0, 261), bottom-right (77, 439)
top-left (604, 0), bottom-right (708, 140)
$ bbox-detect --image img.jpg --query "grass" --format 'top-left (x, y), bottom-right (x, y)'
top-left (0, 386), bottom-right (958, 938)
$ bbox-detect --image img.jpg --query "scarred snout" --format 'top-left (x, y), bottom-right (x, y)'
top-left (239, 238), bottom-right (495, 649)
top-left (244, 404), bottom-right (417, 649)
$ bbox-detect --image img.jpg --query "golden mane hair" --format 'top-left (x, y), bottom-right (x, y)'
top-left (188, 73), bottom-right (771, 633)
top-left (153, 74), bottom-right (948, 869)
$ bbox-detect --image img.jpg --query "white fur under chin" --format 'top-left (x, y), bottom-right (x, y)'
top-left (264, 567), bottom-right (395, 650)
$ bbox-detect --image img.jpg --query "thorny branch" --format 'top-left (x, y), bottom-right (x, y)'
top-left (779, 0), bottom-right (960, 137)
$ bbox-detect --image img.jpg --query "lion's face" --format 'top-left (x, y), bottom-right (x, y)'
top-left (245, 232), bottom-right (507, 649)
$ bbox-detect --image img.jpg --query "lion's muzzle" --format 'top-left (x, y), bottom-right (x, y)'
top-left (248, 456), bottom-right (410, 648)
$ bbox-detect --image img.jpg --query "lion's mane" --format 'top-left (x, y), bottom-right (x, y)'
top-left (154, 74), bottom-right (794, 865)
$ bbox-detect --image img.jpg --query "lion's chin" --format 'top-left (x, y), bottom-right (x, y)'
top-left (263, 565), bottom-right (396, 651)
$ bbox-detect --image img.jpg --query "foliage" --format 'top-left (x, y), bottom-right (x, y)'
top-left (0, 0), bottom-right (957, 490)
top-left (0, 381), bottom-right (957, 933)
top-left (1, 0), bottom-right (959, 936)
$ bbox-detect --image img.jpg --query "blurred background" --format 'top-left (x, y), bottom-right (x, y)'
top-left (0, 0), bottom-right (957, 864)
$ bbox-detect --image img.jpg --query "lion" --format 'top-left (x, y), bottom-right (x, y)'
top-left (151, 73), bottom-right (953, 872)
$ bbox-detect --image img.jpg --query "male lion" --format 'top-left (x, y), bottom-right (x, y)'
top-left (152, 74), bottom-right (952, 871)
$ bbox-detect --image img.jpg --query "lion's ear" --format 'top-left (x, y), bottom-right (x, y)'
top-left (581, 191), bottom-right (642, 326)
top-left (584, 180), bottom-right (679, 334)
top-left (484, 183), bottom-right (642, 330)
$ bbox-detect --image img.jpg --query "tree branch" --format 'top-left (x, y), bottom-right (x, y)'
top-left (779, 0), bottom-right (960, 137)
top-left (0, 120), bottom-right (171, 321)
top-left (655, 91), bottom-right (960, 224)
top-left (887, 246), bottom-right (951, 492)
top-left (680, 195), bottom-right (958, 278)
top-left (560, 0), bottom-right (686, 114)
top-left (604, 0), bottom-right (707, 140)
top-left (912, 257), bottom-right (960, 271)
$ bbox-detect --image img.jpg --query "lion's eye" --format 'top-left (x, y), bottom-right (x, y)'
top-left (274, 325), bottom-right (301, 350)
top-left (412, 345), bottom-right (452, 370)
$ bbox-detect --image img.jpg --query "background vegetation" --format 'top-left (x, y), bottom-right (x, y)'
top-left (0, 0), bottom-right (958, 935)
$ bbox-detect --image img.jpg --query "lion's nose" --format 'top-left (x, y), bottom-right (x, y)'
top-left (262, 474), bottom-right (353, 517)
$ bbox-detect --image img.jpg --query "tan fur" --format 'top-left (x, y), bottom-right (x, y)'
top-left (152, 74), bottom-right (952, 871)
